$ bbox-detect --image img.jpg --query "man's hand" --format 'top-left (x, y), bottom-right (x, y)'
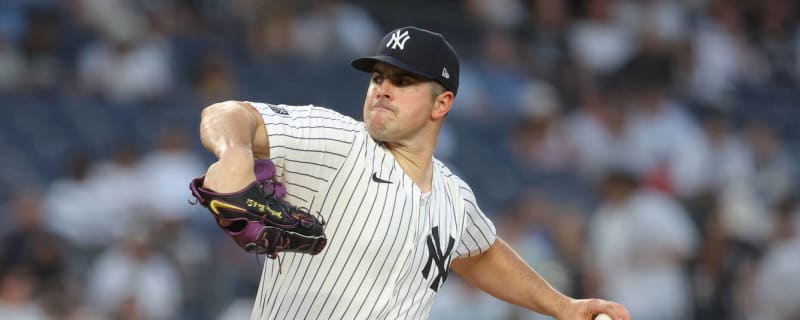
top-left (556, 298), bottom-right (630, 320)
top-left (189, 159), bottom-right (327, 258)
top-left (202, 155), bottom-right (255, 228)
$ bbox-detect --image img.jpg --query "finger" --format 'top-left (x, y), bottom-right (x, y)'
top-left (605, 302), bottom-right (630, 320)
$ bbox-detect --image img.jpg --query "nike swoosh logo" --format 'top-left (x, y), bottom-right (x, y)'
top-left (209, 200), bottom-right (247, 216)
top-left (372, 172), bottom-right (393, 184)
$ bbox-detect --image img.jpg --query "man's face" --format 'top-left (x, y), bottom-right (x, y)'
top-left (363, 62), bottom-right (435, 143)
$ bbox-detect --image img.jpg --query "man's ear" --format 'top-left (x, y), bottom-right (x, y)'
top-left (432, 91), bottom-right (454, 120)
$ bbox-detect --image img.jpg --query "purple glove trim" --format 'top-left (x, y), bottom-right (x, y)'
top-left (254, 159), bottom-right (276, 182)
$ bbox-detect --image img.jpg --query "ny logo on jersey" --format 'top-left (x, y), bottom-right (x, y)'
top-left (386, 30), bottom-right (411, 50)
top-left (421, 226), bottom-right (455, 292)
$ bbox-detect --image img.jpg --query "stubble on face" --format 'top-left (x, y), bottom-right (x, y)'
top-left (366, 97), bottom-right (397, 132)
top-left (363, 64), bottom-right (432, 142)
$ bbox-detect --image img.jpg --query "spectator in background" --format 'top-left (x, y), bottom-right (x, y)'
top-left (88, 223), bottom-right (182, 320)
top-left (753, 195), bottom-right (800, 320)
top-left (509, 81), bottom-right (573, 173)
top-left (745, 120), bottom-right (796, 207)
top-left (243, 0), bottom-right (380, 62)
top-left (753, 0), bottom-right (799, 85)
top-left (690, 0), bottom-right (764, 104)
top-left (617, 0), bottom-right (688, 47)
top-left (88, 141), bottom-right (145, 238)
top-left (521, 0), bottom-right (571, 84)
top-left (695, 110), bottom-right (752, 195)
top-left (476, 28), bottom-right (528, 117)
top-left (565, 82), bottom-right (633, 182)
top-left (568, 0), bottom-right (635, 76)
top-left (1, 188), bottom-right (68, 281)
top-left (245, 1), bottom-right (297, 59)
top-left (464, 0), bottom-right (526, 30)
top-left (0, 188), bottom-right (90, 319)
top-left (717, 119), bottom-right (796, 248)
top-left (0, 189), bottom-right (72, 314)
top-left (290, 0), bottom-right (381, 61)
top-left (44, 152), bottom-right (112, 249)
top-left (0, 266), bottom-right (48, 320)
top-left (0, 2), bottom-right (67, 93)
top-left (138, 127), bottom-right (205, 223)
top-left (620, 51), bottom-right (708, 198)
top-left (586, 170), bottom-right (698, 320)
top-left (137, 126), bottom-right (211, 317)
top-left (20, 5), bottom-right (66, 93)
top-left (0, 31), bottom-right (24, 91)
top-left (686, 109), bottom-right (751, 249)
top-left (76, 0), bottom-right (173, 103)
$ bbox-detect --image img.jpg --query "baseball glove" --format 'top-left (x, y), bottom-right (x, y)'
top-left (189, 159), bottom-right (326, 259)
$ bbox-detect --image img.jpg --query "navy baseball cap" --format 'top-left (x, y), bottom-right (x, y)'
top-left (351, 26), bottom-right (460, 95)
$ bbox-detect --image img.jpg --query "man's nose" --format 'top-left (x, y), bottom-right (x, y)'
top-left (375, 81), bottom-right (392, 100)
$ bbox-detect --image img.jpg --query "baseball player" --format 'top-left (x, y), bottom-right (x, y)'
top-left (193, 26), bottom-right (630, 320)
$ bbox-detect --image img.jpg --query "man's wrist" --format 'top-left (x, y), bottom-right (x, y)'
top-left (548, 295), bottom-right (575, 318)
top-left (216, 144), bottom-right (252, 159)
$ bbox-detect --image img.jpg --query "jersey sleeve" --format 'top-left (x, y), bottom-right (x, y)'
top-left (248, 102), bottom-right (361, 204)
top-left (249, 102), bottom-right (359, 163)
top-left (455, 178), bottom-right (497, 258)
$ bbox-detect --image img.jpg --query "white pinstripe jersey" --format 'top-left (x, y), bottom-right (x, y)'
top-left (248, 102), bottom-right (497, 320)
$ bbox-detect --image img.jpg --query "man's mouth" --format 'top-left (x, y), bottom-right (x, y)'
top-left (372, 101), bottom-right (395, 113)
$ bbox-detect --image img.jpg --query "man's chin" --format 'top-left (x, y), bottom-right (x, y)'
top-left (366, 125), bottom-right (391, 142)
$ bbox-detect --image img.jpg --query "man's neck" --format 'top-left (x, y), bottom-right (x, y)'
top-left (385, 142), bottom-right (435, 193)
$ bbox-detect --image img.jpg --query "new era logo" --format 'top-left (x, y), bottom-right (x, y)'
top-left (386, 30), bottom-right (411, 50)
top-left (441, 67), bottom-right (449, 79)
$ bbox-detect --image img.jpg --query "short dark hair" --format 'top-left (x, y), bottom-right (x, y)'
top-left (430, 81), bottom-right (446, 102)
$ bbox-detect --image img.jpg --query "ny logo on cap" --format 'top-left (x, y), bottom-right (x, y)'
top-left (386, 30), bottom-right (411, 50)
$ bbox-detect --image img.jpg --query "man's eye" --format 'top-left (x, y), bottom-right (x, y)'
top-left (371, 74), bottom-right (383, 84)
top-left (395, 77), bottom-right (413, 86)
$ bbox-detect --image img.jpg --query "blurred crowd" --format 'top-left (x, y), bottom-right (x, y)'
top-left (0, 0), bottom-right (799, 319)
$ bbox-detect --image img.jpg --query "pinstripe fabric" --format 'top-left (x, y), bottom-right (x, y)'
top-left (248, 102), bottom-right (496, 320)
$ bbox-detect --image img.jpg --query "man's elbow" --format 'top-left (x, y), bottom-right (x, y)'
top-left (201, 100), bottom-right (248, 120)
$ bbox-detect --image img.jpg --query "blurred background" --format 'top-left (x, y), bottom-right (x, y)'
top-left (0, 0), bottom-right (799, 319)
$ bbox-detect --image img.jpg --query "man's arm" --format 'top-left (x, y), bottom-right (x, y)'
top-left (200, 100), bottom-right (270, 193)
top-left (450, 237), bottom-right (629, 320)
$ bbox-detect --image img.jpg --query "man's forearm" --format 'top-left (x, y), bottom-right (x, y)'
top-left (450, 237), bottom-right (571, 316)
top-left (200, 101), bottom-right (262, 158)
top-left (199, 101), bottom-right (267, 192)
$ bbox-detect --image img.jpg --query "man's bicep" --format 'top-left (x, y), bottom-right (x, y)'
top-left (450, 249), bottom-right (482, 275)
